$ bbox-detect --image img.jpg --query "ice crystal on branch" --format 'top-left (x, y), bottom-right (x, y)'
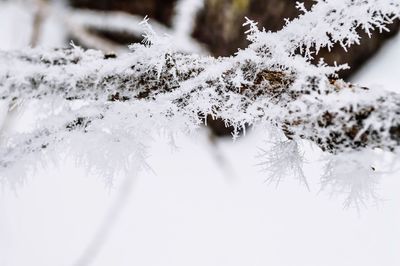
top-left (321, 150), bottom-right (382, 209)
top-left (258, 140), bottom-right (308, 189)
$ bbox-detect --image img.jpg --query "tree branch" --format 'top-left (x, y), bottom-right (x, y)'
top-left (1, 47), bottom-right (399, 155)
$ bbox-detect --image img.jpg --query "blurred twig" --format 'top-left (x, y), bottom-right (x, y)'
top-left (31, 0), bottom-right (47, 47)
top-left (73, 175), bottom-right (136, 266)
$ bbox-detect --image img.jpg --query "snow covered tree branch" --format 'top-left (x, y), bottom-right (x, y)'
top-left (1, 46), bottom-right (400, 152)
top-left (1, 0), bottom-right (400, 194)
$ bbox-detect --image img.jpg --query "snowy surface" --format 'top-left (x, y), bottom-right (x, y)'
top-left (1, 1), bottom-right (400, 266)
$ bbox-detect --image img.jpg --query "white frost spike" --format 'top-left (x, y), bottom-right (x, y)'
top-left (258, 141), bottom-right (309, 190)
top-left (321, 150), bottom-right (382, 209)
top-left (139, 16), bottom-right (159, 47)
top-left (295, 1), bottom-right (308, 14)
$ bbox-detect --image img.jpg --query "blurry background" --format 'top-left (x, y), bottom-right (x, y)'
top-left (0, 1), bottom-right (400, 266)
